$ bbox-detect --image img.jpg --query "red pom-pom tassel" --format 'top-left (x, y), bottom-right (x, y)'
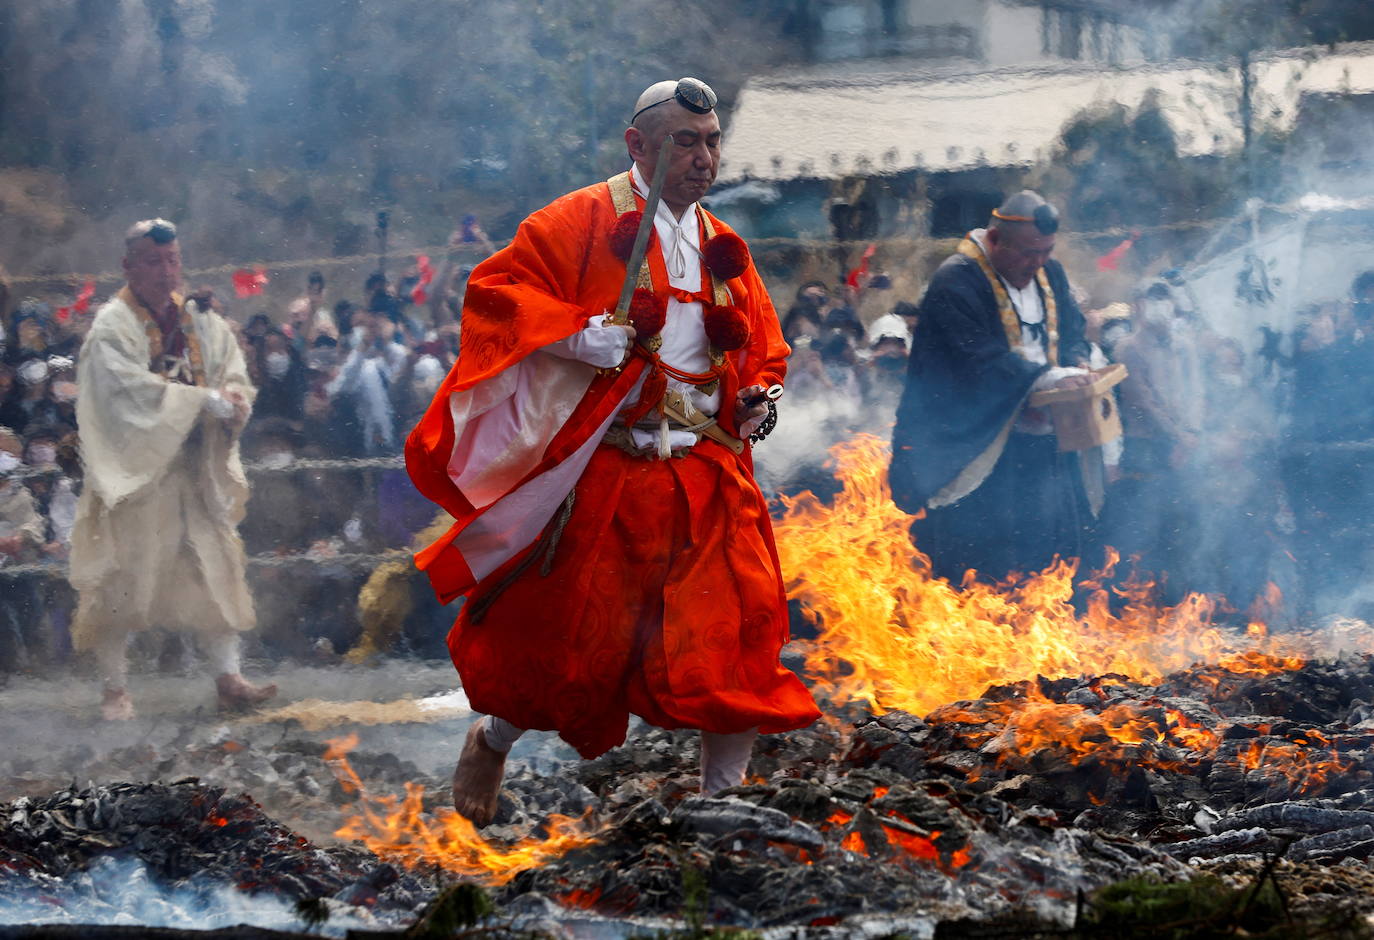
top-left (610, 211), bottom-right (656, 261)
top-left (704, 304), bottom-right (750, 351)
top-left (628, 288), bottom-right (667, 337)
top-left (703, 232), bottom-right (750, 280)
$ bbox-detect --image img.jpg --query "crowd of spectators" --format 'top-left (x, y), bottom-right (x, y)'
top-left (762, 267), bottom-right (1374, 627)
top-left (4, 232), bottom-right (1374, 676)
top-left (0, 230), bottom-right (480, 673)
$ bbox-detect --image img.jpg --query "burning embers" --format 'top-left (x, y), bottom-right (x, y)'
top-left (9, 660), bottom-right (1374, 929)
top-left (302, 434), bottom-right (1374, 925)
top-left (14, 435), bottom-right (1374, 930)
top-left (775, 435), bottom-right (1369, 721)
top-left (324, 734), bottom-right (598, 885)
top-left (0, 779), bottom-right (434, 928)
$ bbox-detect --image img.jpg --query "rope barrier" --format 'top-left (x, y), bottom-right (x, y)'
top-left (2, 454), bottom-right (414, 580)
top-left (0, 548), bottom-right (412, 580)
top-left (5, 242), bottom-right (497, 288)
top-left (10, 453), bottom-right (406, 483)
top-left (744, 217), bottom-right (1237, 250)
top-left (243, 454), bottom-right (405, 474)
top-left (4, 212), bottom-right (1266, 289)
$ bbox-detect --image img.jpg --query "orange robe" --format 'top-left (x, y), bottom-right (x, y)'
top-left (406, 179), bottom-right (820, 758)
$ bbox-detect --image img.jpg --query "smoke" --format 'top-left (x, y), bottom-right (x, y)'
top-left (754, 393), bottom-right (895, 500)
top-left (0, 855), bottom-right (378, 934)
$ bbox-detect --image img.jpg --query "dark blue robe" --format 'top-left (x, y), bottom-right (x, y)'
top-left (889, 252), bottom-right (1092, 581)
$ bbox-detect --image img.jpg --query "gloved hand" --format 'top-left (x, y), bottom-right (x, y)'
top-left (628, 428), bottom-right (698, 454)
top-left (544, 313), bottom-right (636, 369)
top-left (203, 389), bottom-right (236, 420)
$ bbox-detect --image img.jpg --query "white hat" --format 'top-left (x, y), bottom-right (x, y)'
top-left (867, 312), bottom-right (911, 347)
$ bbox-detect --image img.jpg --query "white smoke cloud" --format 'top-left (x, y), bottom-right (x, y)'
top-left (0, 856), bottom-right (379, 934)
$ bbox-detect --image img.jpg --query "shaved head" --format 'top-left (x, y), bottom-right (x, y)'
top-left (123, 218), bottom-right (182, 310)
top-left (625, 81), bottom-right (723, 218)
top-left (989, 190), bottom-right (1059, 236)
top-left (124, 218), bottom-right (177, 254)
top-left (631, 100), bottom-right (672, 138)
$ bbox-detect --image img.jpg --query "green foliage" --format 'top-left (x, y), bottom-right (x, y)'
top-left (1080, 872), bottom-right (1371, 939)
top-left (0, 0), bottom-right (799, 261)
top-left (1170, 0), bottom-right (1374, 60)
top-left (293, 895), bottom-right (330, 932)
top-left (1086, 874), bottom-right (1279, 935)
top-left (656, 861), bottom-right (762, 940)
top-left (1033, 97), bottom-right (1240, 232)
top-left (406, 881), bottom-right (496, 939)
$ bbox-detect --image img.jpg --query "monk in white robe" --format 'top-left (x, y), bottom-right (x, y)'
top-left (70, 219), bottom-right (276, 720)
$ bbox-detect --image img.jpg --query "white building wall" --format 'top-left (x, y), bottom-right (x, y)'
top-left (982, 3), bottom-right (1051, 68)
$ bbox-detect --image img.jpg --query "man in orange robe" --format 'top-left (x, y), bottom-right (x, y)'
top-left (406, 78), bottom-right (819, 825)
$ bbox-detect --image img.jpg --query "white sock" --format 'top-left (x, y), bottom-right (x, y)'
top-left (700, 728), bottom-right (758, 795)
top-left (202, 632), bottom-right (242, 677)
top-left (482, 715), bottom-right (525, 754)
top-left (94, 630), bottom-right (130, 690)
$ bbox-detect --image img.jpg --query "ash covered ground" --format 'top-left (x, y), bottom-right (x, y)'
top-left (7, 647), bottom-right (1374, 936)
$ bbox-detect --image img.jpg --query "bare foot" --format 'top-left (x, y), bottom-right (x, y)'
top-left (101, 687), bottom-right (134, 722)
top-left (452, 719), bottom-right (506, 827)
top-left (215, 673), bottom-right (278, 712)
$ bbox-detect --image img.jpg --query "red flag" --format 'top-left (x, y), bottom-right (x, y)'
top-left (846, 242), bottom-right (877, 291)
top-left (410, 254), bottom-right (434, 306)
top-left (1096, 235), bottom-right (1136, 272)
top-left (232, 266), bottom-right (269, 297)
top-left (55, 278), bottom-right (96, 321)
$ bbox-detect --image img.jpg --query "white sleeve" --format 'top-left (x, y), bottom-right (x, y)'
top-left (1031, 365), bottom-right (1090, 391)
top-left (544, 314), bottom-right (629, 369)
top-left (326, 348), bottom-right (363, 398)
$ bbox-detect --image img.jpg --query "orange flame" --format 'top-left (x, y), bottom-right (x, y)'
top-left (1234, 738), bottom-right (1354, 793)
top-left (324, 734), bottom-right (598, 885)
top-left (773, 435), bottom-right (1372, 797)
top-left (773, 435), bottom-right (1335, 717)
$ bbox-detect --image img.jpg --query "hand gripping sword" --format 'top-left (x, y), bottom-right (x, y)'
top-left (609, 134), bottom-right (676, 326)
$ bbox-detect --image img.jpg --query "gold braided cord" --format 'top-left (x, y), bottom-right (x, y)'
top-left (606, 172), bottom-right (654, 293)
top-left (606, 171), bottom-right (726, 392)
top-left (956, 236), bottom-right (1058, 367)
top-left (119, 286), bottom-right (208, 386)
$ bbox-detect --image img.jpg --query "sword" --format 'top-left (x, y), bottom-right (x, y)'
top-left (609, 134), bottom-right (676, 326)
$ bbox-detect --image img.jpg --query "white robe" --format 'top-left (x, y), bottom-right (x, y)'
top-left (70, 292), bottom-right (256, 647)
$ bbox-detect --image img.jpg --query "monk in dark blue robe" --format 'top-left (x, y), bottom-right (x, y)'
top-left (889, 192), bottom-right (1095, 582)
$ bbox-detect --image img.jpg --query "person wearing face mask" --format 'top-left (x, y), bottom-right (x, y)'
top-left (0, 357), bottom-right (62, 434)
top-left (9, 300), bottom-right (53, 360)
top-left (19, 422), bottom-right (78, 666)
top-left (0, 426), bottom-right (48, 673)
top-left (22, 424), bottom-right (77, 549)
top-left (889, 191), bottom-right (1096, 582)
top-left (69, 219), bottom-right (275, 720)
top-left (860, 329), bottom-right (910, 422)
top-left (45, 355), bottom-right (78, 428)
top-left (249, 328), bottom-right (307, 428)
top-left (1103, 279), bottom-right (1205, 590)
top-left (1186, 339), bottom-right (1278, 609)
top-left (0, 428), bottom-right (42, 551)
